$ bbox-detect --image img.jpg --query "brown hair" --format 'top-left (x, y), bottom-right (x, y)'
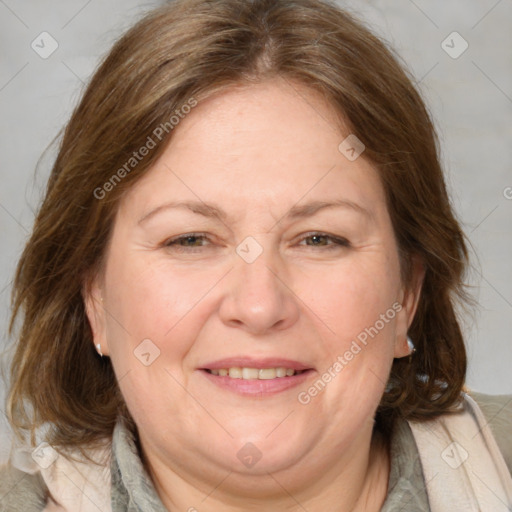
top-left (6, 0), bottom-right (471, 452)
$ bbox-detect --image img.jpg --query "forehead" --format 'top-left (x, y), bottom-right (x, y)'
top-left (117, 78), bottom-right (387, 223)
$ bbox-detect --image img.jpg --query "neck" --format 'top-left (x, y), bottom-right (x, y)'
top-left (142, 424), bottom-right (390, 512)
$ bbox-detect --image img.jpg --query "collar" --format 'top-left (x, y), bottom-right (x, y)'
top-left (110, 418), bottom-right (167, 512)
top-left (380, 417), bottom-right (429, 511)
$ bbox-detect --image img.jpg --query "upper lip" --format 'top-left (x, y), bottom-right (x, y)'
top-left (199, 357), bottom-right (313, 371)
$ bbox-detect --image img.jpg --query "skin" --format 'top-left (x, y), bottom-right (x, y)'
top-left (85, 77), bottom-right (424, 511)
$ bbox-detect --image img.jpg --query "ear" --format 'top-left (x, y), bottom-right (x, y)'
top-left (82, 274), bottom-right (110, 356)
top-left (393, 254), bottom-right (425, 358)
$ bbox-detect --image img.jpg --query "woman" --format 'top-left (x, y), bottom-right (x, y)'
top-left (1, 0), bottom-right (511, 510)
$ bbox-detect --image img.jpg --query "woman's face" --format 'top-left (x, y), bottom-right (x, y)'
top-left (86, 77), bottom-right (422, 492)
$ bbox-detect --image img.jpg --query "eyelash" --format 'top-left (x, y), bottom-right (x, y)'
top-left (163, 232), bottom-right (350, 252)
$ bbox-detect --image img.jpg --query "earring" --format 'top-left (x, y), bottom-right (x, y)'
top-left (96, 343), bottom-right (103, 357)
top-left (407, 335), bottom-right (416, 363)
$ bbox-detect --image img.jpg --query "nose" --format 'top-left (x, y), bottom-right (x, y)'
top-left (218, 244), bottom-right (300, 335)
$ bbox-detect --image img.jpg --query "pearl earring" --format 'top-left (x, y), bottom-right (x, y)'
top-left (407, 336), bottom-right (416, 364)
top-left (96, 343), bottom-right (103, 357)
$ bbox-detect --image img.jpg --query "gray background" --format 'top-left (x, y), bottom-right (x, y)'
top-left (1, 0), bottom-right (511, 464)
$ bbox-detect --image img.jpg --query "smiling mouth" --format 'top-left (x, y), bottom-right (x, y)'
top-left (203, 367), bottom-right (309, 379)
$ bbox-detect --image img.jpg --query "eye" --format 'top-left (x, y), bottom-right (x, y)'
top-left (297, 232), bottom-right (350, 250)
top-left (162, 231), bottom-right (350, 253)
top-left (163, 233), bottom-right (211, 252)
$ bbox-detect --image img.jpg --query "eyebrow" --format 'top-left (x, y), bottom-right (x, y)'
top-left (137, 198), bottom-right (373, 225)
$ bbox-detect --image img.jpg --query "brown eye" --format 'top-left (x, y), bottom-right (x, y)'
top-left (164, 233), bottom-right (210, 251)
top-left (298, 232), bottom-right (350, 250)
top-left (176, 235), bottom-right (205, 247)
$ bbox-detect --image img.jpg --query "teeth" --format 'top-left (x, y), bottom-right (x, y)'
top-left (229, 367), bottom-right (242, 379)
top-left (208, 367), bottom-right (303, 380)
top-left (242, 368), bottom-right (259, 379)
top-left (276, 367), bottom-right (287, 378)
top-left (258, 368), bottom-right (277, 380)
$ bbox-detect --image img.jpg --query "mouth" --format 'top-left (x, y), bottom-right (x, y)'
top-left (198, 358), bottom-right (315, 396)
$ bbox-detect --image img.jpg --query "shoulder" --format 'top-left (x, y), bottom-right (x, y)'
top-left (0, 462), bottom-right (47, 511)
top-left (468, 391), bottom-right (512, 474)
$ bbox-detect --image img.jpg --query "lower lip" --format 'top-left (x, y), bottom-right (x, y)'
top-left (199, 369), bottom-right (315, 396)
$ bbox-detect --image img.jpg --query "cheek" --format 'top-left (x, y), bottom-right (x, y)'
top-left (101, 256), bottom-right (220, 425)
top-left (103, 252), bottom-right (217, 369)
top-left (295, 255), bottom-right (400, 401)
top-left (300, 254), bottom-right (400, 341)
